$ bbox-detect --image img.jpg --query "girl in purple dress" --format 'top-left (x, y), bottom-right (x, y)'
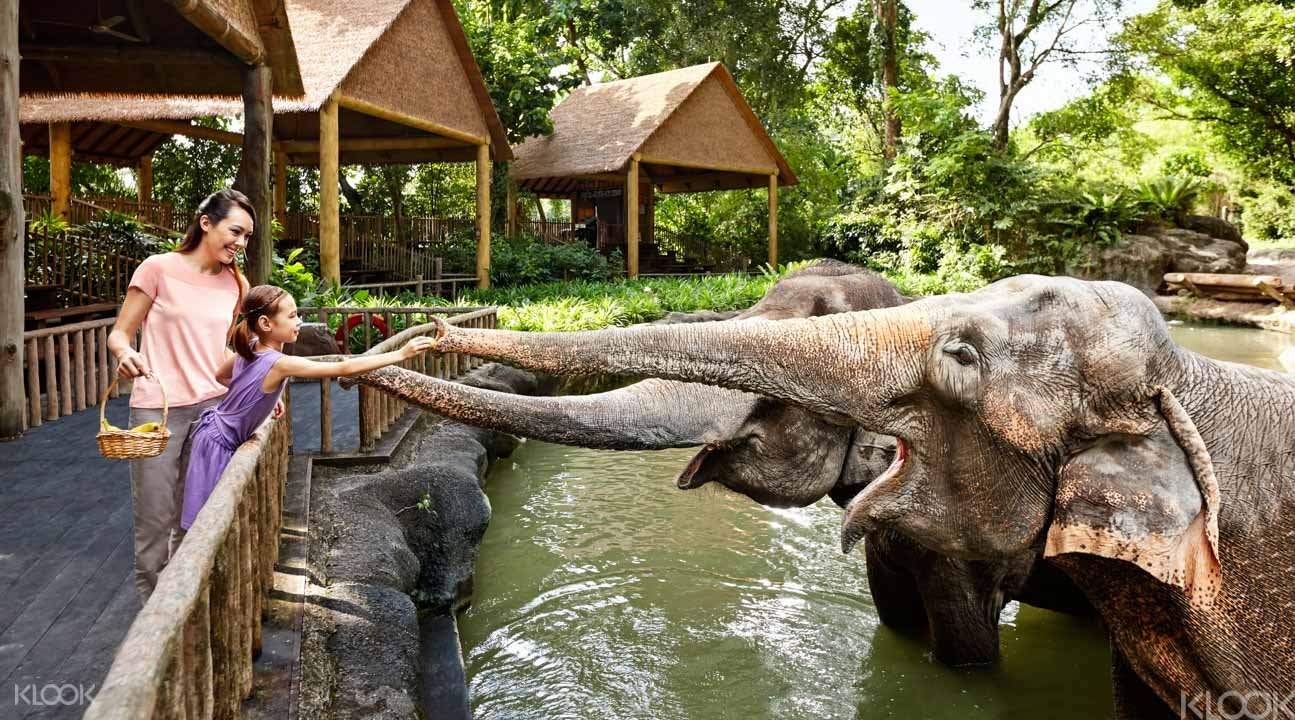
top-left (180, 284), bottom-right (435, 529)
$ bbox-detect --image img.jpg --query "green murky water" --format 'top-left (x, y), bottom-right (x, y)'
top-left (457, 323), bottom-right (1292, 720)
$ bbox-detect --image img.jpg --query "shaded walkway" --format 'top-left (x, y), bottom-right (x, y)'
top-left (0, 382), bottom-right (361, 718)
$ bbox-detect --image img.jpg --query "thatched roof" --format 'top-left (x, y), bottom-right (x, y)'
top-left (19, 0), bottom-right (511, 165)
top-left (19, 0), bottom-right (303, 96)
top-left (512, 63), bottom-right (796, 196)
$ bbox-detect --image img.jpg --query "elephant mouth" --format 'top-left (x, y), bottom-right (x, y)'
top-left (676, 444), bottom-right (717, 490)
top-left (840, 437), bottom-right (909, 554)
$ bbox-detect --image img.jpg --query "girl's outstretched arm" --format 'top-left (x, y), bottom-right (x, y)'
top-left (262, 337), bottom-right (436, 390)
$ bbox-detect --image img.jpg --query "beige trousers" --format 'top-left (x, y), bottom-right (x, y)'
top-left (128, 396), bottom-right (220, 602)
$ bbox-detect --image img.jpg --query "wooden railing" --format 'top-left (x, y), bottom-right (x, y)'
top-left (26, 230), bottom-right (147, 306)
top-left (85, 411), bottom-right (291, 720)
top-left (283, 211), bottom-right (474, 282)
top-left (353, 306), bottom-right (497, 452)
top-left (81, 195), bottom-right (187, 234)
top-left (296, 305), bottom-right (498, 454)
top-left (518, 219), bottom-right (580, 245)
top-left (20, 316), bottom-right (120, 431)
top-left (22, 192), bottom-right (51, 219)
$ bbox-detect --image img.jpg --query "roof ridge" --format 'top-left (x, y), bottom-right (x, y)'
top-left (320, 0), bottom-right (417, 107)
top-left (629, 63), bottom-right (722, 160)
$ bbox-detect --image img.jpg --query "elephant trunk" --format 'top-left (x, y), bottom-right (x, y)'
top-left (430, 309), bottom-right (932, 424)
top-left (345, 367), bottom-right (745, 450)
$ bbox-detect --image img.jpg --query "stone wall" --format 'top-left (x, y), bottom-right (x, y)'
top-left (1066, 216), bottom-right (1248, 294)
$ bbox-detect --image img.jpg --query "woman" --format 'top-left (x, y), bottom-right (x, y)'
top-left (108, 189), bottom-right (252, 601)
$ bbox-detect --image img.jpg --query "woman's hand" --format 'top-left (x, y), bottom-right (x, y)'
top-left (116, 348), bottom-right (152, 379)
top-left (400, 336), bottom-right (437, 360)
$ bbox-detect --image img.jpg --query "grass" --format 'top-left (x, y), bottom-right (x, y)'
top-left (303, 261), bottom-right (982, 333)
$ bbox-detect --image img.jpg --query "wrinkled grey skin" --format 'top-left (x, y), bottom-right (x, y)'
top-left (426, 274), bottom-right (1295, 718)
top-left (350, 262), bottom-right (1088, 666)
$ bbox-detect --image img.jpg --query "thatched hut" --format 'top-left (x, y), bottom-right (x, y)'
top-left (508, 62), bottom-right (796, 277)
top-left (18, 0), bottom-right (512, 289)
top-left (3, 0), bottom-right (303, 437)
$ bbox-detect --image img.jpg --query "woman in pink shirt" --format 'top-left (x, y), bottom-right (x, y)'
top-left (108, 190), bottom-right (253, 601)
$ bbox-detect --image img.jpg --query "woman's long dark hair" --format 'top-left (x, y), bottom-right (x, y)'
top-left (233, 285), bottom-right (288, 361)
top-left (180, 189), bottom-right (254, 341)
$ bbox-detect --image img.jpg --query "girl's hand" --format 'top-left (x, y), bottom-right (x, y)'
top-left (401, 336), bottom-right (437, 359)
top-left (116, 349), bottom-right (152, 379)
top-left (272, 399), bottom-right (285, 419)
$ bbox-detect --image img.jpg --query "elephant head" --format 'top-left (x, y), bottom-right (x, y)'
top-left (425, 273), bottom-right (1295, 707)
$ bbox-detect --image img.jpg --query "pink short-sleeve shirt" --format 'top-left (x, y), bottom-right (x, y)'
top-left (128, 252), bottom-right (241, 408)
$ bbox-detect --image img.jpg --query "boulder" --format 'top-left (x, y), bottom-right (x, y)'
top-left (1067, 222), bottom-right (1247, 294)
top-left (284, 322), bottom-right (338, 356)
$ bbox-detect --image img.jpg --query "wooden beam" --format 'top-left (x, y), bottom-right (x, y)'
top-left (319, 96), bottom-right (340, 286)
top-left (273, 147), bottom-right (287, 226)
top-left (337, 94), bottom-right (487, 147)
top-left (768, 173), bottom-right (778, 268)
top-left (119, 119), bottom-right (244, 146)
top-left (505, 179), bottom-right (517, 239)
top-left (277, 136), bottom-right (464, 154)
top-left (626, 156), bottom-right (640, 279)
top-left (1, 0), bottom-right (23, 438)
top-left (233, 65), bottom-right (274, 285)
top-left (49, 122), bottom-right (72, 220)
top-left (476, 144), bottom-right (491, 289)
top-left (137, 155), bottom-right (153, 203)
top-left (637, 153), bottom-right (778, 178)
top-left (162, 0), bottom-right (266, 65)
top-left (20, 44), bottom-right (236, 66)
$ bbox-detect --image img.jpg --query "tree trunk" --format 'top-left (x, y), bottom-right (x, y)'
top-left (873, 0), bottom-right (901, 160)
top-left (0, 0), bottom-right (23, 438)
top-left (233, 64), bottom-right (274, 285)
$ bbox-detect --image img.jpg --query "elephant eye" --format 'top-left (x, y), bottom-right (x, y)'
top-left (944, 343), bottom-right (977, 367)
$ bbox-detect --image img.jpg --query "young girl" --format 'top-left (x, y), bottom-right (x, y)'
top-left (179, 284), bottom-right (435, 530)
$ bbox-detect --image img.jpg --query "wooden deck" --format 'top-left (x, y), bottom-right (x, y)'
top-left (0, 382), bottom-right (359, 718)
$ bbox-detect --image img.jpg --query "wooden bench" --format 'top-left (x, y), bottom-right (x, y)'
top-left (1163, 273), bottom-right (1295, 309)
top-left (25, 302), bottom-right (119, 329)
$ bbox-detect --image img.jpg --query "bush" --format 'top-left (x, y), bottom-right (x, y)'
top-left (269, 248), bottom-right (317, 302)
top-left (1237, 182), bottom-right (1295, 247)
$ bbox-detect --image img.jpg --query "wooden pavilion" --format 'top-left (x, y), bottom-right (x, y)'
top-left (3, 0), bottom-right (303, 438)
top-left (508, 62), bottom-right (796, 277)
top-left (18, 0), bottom-right (511, 289)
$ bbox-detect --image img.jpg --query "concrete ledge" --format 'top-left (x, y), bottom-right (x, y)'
top-left (1155, 294), bottom-right (1295, 334)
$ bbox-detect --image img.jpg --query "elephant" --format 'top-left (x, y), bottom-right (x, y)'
top-left (347, 261), bottom-right (1089, 667)
top-left (412, 273), bottom-right (1295, 718)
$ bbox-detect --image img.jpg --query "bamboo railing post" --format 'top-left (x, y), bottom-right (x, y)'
top-left (25, 339), bottom-right (40, 429)
top-left (73, 330), bottom-right (87, 412)
top-left (211, 539), bottom-right (237, 719)
top-left (238, 497), bottom-right (254, 695)
top-left (320, 377), bottom-right (333, 454)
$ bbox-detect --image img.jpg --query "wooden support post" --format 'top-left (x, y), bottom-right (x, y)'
top-left (273, 148), bottom-right (287, 227)
top-left (137, 155), bottom-right (153, 204)
top-left (234, 64), bottom-right (274, 285)
top-left (49, 122), bottom-right (72, 221)
top-left (319, 95), bottom-right (340, 286)
top-left (505, 179), bottom-right (517, 240)
top-left (626, 156), bottom-right (640, 279)
top-left (767, 172), bottom-right (778, 268)
top-left (1, 0), bottom-right (23, 439)
top-left (475, 143), bottom-right (491, 289)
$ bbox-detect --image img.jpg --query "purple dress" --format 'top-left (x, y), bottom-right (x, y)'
top-left (180, 349), bottom-right (286, 529)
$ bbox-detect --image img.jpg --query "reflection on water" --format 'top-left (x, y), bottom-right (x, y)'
top-left (1167, 321), bottom-right (1294, 371)
top-left (458, 322), bottom-right (1292, 720)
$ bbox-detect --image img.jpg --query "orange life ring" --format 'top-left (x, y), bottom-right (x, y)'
top-left (335, 314), bottom-right (390, 352)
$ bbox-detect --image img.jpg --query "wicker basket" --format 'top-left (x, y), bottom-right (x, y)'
top-left (97, 375), bottom-right (171, 460)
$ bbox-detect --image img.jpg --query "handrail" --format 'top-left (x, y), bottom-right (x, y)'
top-left (21, 315), bottom-right (121, 431)
top-left (85, 413), bottom-right (290, 719)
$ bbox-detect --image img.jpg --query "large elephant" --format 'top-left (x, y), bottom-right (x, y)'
top-left (348, 262), bottom-right (1088, 666)
top-left (415, 274), bottom-right (1295, 718)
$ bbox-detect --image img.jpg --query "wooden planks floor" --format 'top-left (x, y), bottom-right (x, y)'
top-left (0, 382), bottom-right (359, 718)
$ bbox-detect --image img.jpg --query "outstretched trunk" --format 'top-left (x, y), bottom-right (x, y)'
top-left (345, 369), bottom-right (747, 450)
top-left (430, 309), bottom-right (931, 424)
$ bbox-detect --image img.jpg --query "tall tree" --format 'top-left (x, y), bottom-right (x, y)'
top-left (1118, 0), bottom-right (1295, 184)
top-left (975, 0), bottom-right (1122, 151)
top-left (874, 0), bottom-right (901, 160)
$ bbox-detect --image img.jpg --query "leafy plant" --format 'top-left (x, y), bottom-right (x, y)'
top-left (269, 247), bottom-right (317, 302)
top-left (1137, 176), bottom-right (1203, 221)
top-left (27, 209), bottom-right (71, 236)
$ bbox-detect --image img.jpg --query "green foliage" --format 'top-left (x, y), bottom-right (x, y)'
top-left (151, 118), bottom-right (241, 212)
top-left (1136, 176), bottom-right (1203, 220)
top-left (488, 235), bottom-right (621, 285)
top-left (269, 248), bottom-right (317, 302)
top-left (22, 157), bottom-right (132, 197)
top-left (1237, 181), bottom-right (1295, 247)
top-left (27, 209), bottom-right (71, 236)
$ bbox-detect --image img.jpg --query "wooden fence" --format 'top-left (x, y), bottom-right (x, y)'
top-left (84, 410), bottom-right (291, 720)
top-left (26, 230), bottom-right (147, 306)
top-left (80, 195), bottom-right (188, 234)
top-left (295, 305), bottom-right (497, 453)
top-left (517, 219), bottom-right (579, 244)
top-left (82, 305), bottom-right (496, 719)
top-left (283, 211), bottom-right (473, 282)
top-left (20, 316), bottom-right (119, 431)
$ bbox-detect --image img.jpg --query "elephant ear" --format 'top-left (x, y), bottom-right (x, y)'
top-left (1044, 386), bottom-right (1222, 609)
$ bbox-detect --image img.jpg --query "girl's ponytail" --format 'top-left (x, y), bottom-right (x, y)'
top-left (234, 285), bottom-right (288, 361)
